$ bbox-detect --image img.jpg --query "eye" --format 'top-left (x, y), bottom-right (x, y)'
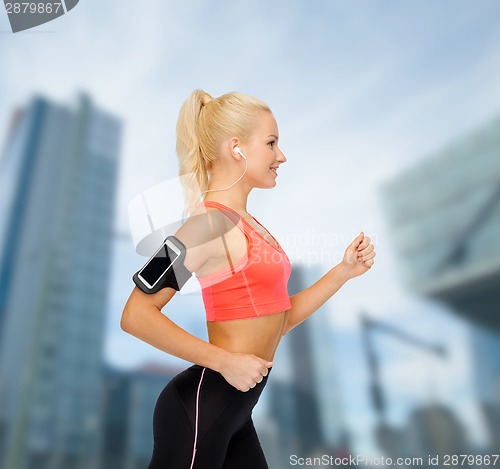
top-left (268, 140), bottom-right (276, 147)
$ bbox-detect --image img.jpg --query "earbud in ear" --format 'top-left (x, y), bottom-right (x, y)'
top-left (234, 147), bottom-right (247, 160)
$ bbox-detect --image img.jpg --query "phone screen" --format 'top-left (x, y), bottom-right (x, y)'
top-left (139, 243), bottom-right (180, 287)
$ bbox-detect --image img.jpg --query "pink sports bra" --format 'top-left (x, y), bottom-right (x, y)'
top-left (196, 201), bottom-right (292, 321)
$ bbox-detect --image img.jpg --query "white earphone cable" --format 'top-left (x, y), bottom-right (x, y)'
top-left (200, 156), bottom-right (248, 196)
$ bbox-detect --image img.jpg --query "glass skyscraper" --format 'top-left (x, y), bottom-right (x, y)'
top-left (0, 93), bottom-right (122, 469)
top-left (379, 113), bottom-right (500, 453)
top-left (379, 115), bottom-right (500, 333)
top-left (101, 363), bottom-right (181, 469)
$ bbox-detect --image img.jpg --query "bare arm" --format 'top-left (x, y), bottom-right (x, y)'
top-left (283, 232), bottom-right (376, 335)
top-left (121, 285), bottom-right (272, 391)
top-left (283, 263), bottom-right (350, 335)
top-left (121, 286), bottom-right (231, 372)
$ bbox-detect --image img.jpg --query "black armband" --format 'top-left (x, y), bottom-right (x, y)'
top-left (132, 236), bottom-right (192, 294)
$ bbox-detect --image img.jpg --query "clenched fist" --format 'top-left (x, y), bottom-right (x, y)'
top-left (340, 231), bottom-right (376, 279)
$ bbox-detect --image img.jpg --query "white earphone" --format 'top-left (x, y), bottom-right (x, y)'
top-left (234, 147), bottom-right (247, 160)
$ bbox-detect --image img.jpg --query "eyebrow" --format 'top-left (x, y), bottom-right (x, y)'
top-left (267, 134), bottom-right (279, 139)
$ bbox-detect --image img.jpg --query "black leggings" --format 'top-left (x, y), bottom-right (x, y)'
top-left (147, 364), bottom-right (270, 469)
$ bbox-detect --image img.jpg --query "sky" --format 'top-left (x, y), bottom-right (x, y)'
top-left (2, 0), bottom-right (500, 456)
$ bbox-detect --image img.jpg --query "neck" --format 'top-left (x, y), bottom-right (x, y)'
top-left (204, 193), bottom-right (250, 213)
top-left (203, 182), bottom-right (251, 213)
top-left (204, 161), bottom-right (253, 212)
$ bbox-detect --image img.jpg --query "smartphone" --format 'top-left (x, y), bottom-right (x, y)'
top-left (137, 238), bottom-right (182, 290)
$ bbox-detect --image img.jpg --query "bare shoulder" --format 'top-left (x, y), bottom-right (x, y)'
top-left (173, 205), bottom-right (238, 273)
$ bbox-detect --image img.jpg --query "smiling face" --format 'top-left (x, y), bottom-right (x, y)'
top-left (239, 110), bottom-right (287, 189)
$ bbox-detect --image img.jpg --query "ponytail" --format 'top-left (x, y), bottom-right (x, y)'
top-left (176, 89), bottom-right (214, 216)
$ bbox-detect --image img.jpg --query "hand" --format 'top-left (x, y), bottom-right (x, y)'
top-left (340, 231), bottom-right (376, 280)
top-left (219, 352), bottom-right (273, 392)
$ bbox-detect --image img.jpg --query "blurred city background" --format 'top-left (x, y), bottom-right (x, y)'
top-left (1, 1), bottom-right (500, 468)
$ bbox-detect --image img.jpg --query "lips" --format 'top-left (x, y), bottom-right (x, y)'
top-left (270, 166), bottom-right (278, 175)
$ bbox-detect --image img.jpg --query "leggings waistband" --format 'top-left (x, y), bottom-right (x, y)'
top-left (189, 364), bottom-right (272, 391)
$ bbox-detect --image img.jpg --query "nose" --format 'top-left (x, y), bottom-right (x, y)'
top-left (277, 146), bottom-right (287, 164)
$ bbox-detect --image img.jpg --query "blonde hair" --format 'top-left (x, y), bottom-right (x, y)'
top-left (176, 89), bottom-right (271, 215)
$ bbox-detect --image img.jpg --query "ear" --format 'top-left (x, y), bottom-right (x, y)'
top-left (227, 137), bottom-right (244, 161)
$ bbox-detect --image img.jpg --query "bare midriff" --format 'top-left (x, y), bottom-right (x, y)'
top-left (207, 309), bottom-right (290, 362)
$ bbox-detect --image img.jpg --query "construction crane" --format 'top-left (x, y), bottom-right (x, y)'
top-left (360, 312), bottom-right (447, 422)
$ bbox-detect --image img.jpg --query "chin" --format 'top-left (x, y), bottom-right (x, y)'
top-left (259, 181), bottom-right (277, 189)
top-left (251, 174), bottom-right (278, 189)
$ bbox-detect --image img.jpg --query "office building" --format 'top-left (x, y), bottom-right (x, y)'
top-left (379, 114), bottom-right (500, 454)
top-left (0, 93), bottom-right (122, 469)
top-left (101, 363), bottom-right (180, 469)
top-left (379, 115), bottom-right (500, 333)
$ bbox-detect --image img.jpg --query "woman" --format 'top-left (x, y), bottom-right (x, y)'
top-left (121, 89), bottom-right (376, 468)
